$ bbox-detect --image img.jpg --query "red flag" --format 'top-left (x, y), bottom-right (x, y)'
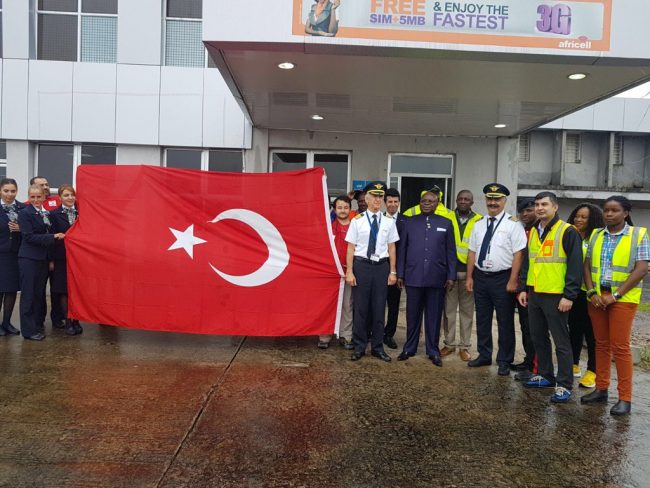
top-left (66, 165), bottom-right (344, 336)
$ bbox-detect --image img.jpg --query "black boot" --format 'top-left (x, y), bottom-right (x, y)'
top-left (64, 320), bottom-right (76, 336)
top-left (581, 389), bottom-right (608, 404)
top-left (2, 323), bottom-right (20, 335)
top-left (73, 320), bottom-right (83, 334)
top-left (610, 400), bottom-right (631, 416)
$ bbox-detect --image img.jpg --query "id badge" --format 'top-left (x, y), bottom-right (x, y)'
top-left (603, 266), bottom-right (613, 283)
top-left (370, 254), bottom-right (381, 262)
top-left (484, 260), bottom-right (494, 269)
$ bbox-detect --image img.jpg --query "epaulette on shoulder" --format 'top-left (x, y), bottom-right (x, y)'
top-left (509, 215), bottom-right (518, 222)
top-left (354, 213), bottom-right (364, 220)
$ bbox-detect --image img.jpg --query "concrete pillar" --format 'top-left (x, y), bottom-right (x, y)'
top-left (495, 136), bottom-right (519, 215)
top-left (244, 128), bottom-right (269, 173)
top-left (6, 140), bottom-right (35, 200)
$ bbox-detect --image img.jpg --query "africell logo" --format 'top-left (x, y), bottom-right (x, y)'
top-left (536, 4), bottom-right (572, 35)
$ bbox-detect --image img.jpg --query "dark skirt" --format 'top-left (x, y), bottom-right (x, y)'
top-left (0, 252), bottom-right (20, 292)
top-left (51, 259), bottom-right (69, 294)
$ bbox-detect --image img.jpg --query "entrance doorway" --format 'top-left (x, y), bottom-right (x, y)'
top-left (388, 153), bottom-right (454, 212)
top-left (400, 176), bottom-right (449, 212)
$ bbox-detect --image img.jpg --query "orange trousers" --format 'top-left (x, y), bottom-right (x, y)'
top-left (587, 299), bottom-right (637, 402)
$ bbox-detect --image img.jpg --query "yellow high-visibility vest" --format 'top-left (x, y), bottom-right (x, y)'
top-left (588, 226), bottom-right (647, 304)
top-left (450, 211), bottom-right (483, 264)
top-left (579, 228), bottom-right (598, 292)
top-left (527, 219), bottom-right (570, 294)
top-left (403, 190), bottom-right (451, 219)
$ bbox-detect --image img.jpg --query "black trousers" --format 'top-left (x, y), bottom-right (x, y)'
top-left (568, 290), bottom-right (596, 372)
top-left (528, 291), bottom-right (573, 390)
top-left (352, 258), bottom-right (389, 355)
top-left (474, 269), bottom-right (516, 365)
top-left (403, 286), bottom-right (444, 357)
top-left (384, 284), bottom-right (401, 339)
top-left (19, 258), bottom-right (49, 338)
top-left (49, 270), bottom-right (64, 324)
top-left (517, 300), bottom-right (536, 368)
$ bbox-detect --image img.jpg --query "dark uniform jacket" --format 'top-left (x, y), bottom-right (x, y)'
top-left (50, 207), bottom-right (76, 262)
top-left (0, 201), bottom-right (27, 253)
top-left (397, 213), bottom-right (457, 288)
top-left (17, 205), bottom-right (55, 261)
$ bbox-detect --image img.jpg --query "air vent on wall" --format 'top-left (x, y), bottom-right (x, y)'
top-left (392, 97), bottom-right (458, 114)
top-left (271, 92), bottom-right (309, 107)
top-left (315, 93), bottom-right (350, 109)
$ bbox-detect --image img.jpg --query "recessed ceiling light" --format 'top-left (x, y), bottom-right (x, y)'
top-left (494, 123), bottom-right (507, 129)
top-left (311, 114), bottom-right (324, 120)
top-left (278, 62), bottom-right (295, 70)
top-left (568, 73), bottom-right (587, 80)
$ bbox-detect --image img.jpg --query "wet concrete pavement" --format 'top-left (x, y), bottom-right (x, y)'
top-left (1, 320), bottom-right (649, 487)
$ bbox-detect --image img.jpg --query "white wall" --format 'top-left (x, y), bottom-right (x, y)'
top-left (118, 0), bottom-right (163, 65)
top-left (250, 128), bottom-right (506, 215)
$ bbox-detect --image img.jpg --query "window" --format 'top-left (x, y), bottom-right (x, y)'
top-left (209, 150), bottom-right (243, 172)
top-left (37, 144), bottom-right (75, 188)
top-left (165, 148), bottom-right (202, 170)
top-left (165, 0), bottom-right (212, 68)
top-left (80, 144), bottom-right (117, 165)
top-left (37, 0), bottom-right (117, 63)
top-left (563, 132), bottom-right (582, 164)
top-left (0, 141), bottom-right (6, 180)
top-left (165, 148), bottom-right (244, 171)
top-left (37, 143), bottom-right (116, 190)
top-left (270, 150), bottom-right (351, 198)
top-left (518, 133), bottom-right (531, 162)
top-left (610, 134), bottom-right (623, 166)
top-left (0, 0), bottom-right (3, 57)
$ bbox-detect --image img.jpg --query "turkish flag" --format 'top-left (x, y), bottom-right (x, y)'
top-left (66, 165), bottom-right (344, 336)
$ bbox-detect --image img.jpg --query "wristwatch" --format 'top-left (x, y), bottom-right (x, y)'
top-left (613, 291), bottom-right (622, 301)
top-left (586, 289), bottom-right (597, 299)
top-left (390, 271), bottom-right (397, 275)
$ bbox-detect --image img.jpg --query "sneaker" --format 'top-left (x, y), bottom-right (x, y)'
top-left (579, 370), bottom-right (596, 388)
top-left (550, 386), bottom-right (572, 403)
top-left (317, 340), bottom-right (329, 349)
top-left (573, 364), bottom-right (581, 377)
top-left (524, 375), bottom-right (555, 389)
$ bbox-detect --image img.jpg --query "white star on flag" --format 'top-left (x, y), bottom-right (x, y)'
top-left (168, 224), bottom-right (207, 259)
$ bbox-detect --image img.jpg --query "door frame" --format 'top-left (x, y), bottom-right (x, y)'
top-left (387, 153), bottom-right (455, 207)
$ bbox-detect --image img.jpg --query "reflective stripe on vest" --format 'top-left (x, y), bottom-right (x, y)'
top-left (526, 220), bottom-right (570, 294)
top-left (588, 226), bottom-right (646, 304)
top-left (451, 212), bottom-right (482, 264)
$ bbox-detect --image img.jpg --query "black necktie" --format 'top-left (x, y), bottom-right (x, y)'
top-left (478, 217), bottom-right (496, 268)
top-left (367, 214), bottom-right (379, 258)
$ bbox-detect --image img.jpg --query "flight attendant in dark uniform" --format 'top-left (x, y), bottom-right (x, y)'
top-left (0, 178), bottom-right (26, 336)
top-left (18, 185), bottom-right (65, 341)
top-left (51, 184), bottom-right (81, 336)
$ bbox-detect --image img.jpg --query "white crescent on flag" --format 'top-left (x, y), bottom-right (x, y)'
top-left (207, 209), bottom-right (290, 287)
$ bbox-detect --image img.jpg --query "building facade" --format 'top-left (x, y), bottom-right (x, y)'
top-left (2, 0), bottom-right (650, 227)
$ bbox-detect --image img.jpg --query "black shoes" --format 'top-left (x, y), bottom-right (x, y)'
top-left (580, 389), bottom-right (608, 404)
top-left (52, 320), bottom-right (65, 329)
top-left (610, 400), bottom-right (631, 416)
top-left (429, 354), bottom-right (442, 367)
top-left (371, 351), bottom-right (392, 362)
top-left (383, 336), bottom-right (398, 349)
top-left (64, 320), bottom-right (83, 336)
top-left (74, 321), bottom-right (83, 334)
top-left (514, 370), bottom-right (533, 382)
top-left (397, 351), bottom-right (412, 361)
top-left (1, 323), bottom-right (20, 335)
top-left (468, 357), bottom-right (492, 368)
top-left (497, 364), bottom-right (510, 376)
top-left (350, 352), bottom-right (364, 361)
top-left (24, 333), bottom-right (45, 341)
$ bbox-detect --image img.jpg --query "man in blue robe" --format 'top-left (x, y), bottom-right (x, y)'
top-left (396, 190), bottom-right (457, 366)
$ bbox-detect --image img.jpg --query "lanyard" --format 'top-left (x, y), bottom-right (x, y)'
top-left (486, 213), bottom-right (505, 256)
top-left (365, 211), bottom-right (381, 230)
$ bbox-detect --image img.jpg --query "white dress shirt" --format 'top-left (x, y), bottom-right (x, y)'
top-left (346, 210), bottom-right (399, 259)
top-left (469, 210), bottom-right (527, 272)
